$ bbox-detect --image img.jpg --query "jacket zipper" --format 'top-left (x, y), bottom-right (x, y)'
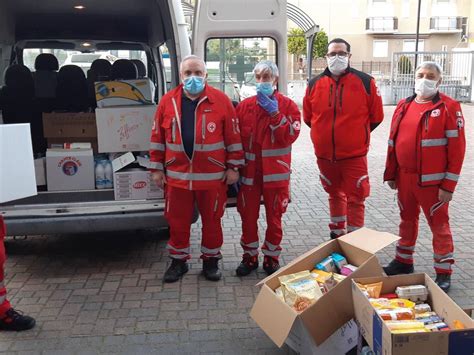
top-left (424, 112), bottom-right (429, 132)
top-left (171, 117), bottom-right (176, 143)
top-left (329, 84), bottom-right (333, 107)
top-left (201, 114), bottom-right (206, 150)
top-left (339, 84), bottom-right (344, 109)
top-left (332, 80), bottom-right (339, 161)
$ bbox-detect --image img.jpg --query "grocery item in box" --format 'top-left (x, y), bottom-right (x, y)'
top-left (332, 273), bottom-right (346, 283)
top-left (356, 282), bottom-right (382, 298)
top-left (395, 285), bottom-right (428, 302)
top-left (340, 264), bottom-right (358, 276)
top-left (280, 272), bottom-right (323, 311)
top-left (414, 303), bottom-right (432, 314)
top-left (315, 256), bottom-right (337, 273)
top-left (417, 315), bottom-right (443, 325)
top-left (370, 298), bottom-right (415, 310)
top-left (331, 253), bottom-right (347, 271)
top-left (425, 322), bottom-right (450, 331)
top-left (385, 320), bottom-right (425, 331)
top-left (377, 308), bottom-right (415, 321)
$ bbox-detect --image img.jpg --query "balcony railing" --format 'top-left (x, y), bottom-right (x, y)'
top-left (430, 17), bottom-right (463, 32)
top-left (366, 17), bottom-right (398, 33)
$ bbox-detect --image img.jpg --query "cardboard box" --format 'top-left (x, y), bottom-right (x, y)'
top-left (95, 105), bottom-right (156, 153)
top-left (112, 152), bottom-right (163, 200)
top-left (42, 112), bottom-right (98, 153)
top-left (46, 149), bottom-right (95, 191)
top-left (95, 79), bottom-right (155, 108)
top-left (285, 319), bottom-right (358, 355)
top-left (352, 274), bottom-right (474, 355)
top-left (34, 158), bottom-right (47, 186)
top-left (0, 124), bottom-right (37, 203)
top-left (250, 228), bottom-right (399, 347)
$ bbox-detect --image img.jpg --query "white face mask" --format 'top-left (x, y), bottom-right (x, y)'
top-left (327, 55), bottom-right (349, 76)
top-left (415, 78), bottom-right (439, 98)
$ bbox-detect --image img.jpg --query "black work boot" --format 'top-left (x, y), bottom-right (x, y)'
top-left (330, 232), bottom-right (340, 240)
top-left (202, 258), bottom-right (222, 281)
top-left (263, 256), bottom-right (280, 275)
top-left (236, 255), bottom-right (259, 276)
top-left (163, 259), bottom-right (189, 283)
top-left (383, 259), bottom-right (414, 276)
top-left (0, 308), bottom-right (36, 331)
top-left (435, 273), bottom-right (451, 292)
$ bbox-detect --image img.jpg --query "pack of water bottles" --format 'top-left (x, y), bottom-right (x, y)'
top-left (94, 154), bottom-right (114, 189)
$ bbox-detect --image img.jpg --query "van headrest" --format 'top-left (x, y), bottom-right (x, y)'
top-left (90, 59), bottom-right (112, 80)
top-left (131, 59), bottom-right (146, 78)
top-left (35, 53), bottom-right (59, 71)
top-left (4, 64), bottom-right (34, 96)
top-left (110, 59), bottom-right (138, 80)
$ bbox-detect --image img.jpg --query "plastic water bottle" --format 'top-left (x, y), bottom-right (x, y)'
top-left (95, 161), bottom-right (106, 189)
top-left (104, 160), bottom-right (114, 188)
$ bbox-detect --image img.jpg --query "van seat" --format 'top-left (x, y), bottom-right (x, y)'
top-left (87, 59), bottom-right (112, 107)
top-left (131, 59), bottom-right (146, 78)
top-left (110, 59), bottom-right (138, 80)
top-left (56, 65), bottom-right (89, 112)
top-left (32, 53), bottom-right (59, 112)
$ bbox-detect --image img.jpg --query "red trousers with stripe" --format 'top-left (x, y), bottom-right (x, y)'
top-left (0, 217), bottom-right (11, 316)
top-left (317, 156), bottom-right (370, 236)
top-left (165, 184), bottom-right (227, 260)
top-left (237, 180), bottom-right (289, 260)
top-left (395, 170), bottom-right (454, 274)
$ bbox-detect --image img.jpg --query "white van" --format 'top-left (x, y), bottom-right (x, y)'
top-left (0, 0), bottom-right (289, 235)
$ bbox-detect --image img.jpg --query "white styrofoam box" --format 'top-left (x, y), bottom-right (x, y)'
top-left (95, 105), bottom-right (157, 153)
top-left (46, 149), bottom-right (95, 191)
top-left (95, 79), bottom-right (155, 108)
top-left (0, 124), bottom-right (37, 203)
top-left (114, 169), bottom-right (163, 201)
top-left (35, 158), bottom-right (47, 186)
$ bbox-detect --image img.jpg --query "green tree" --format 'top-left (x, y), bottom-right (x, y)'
top-left (287, 28), bottom-right (329, 59)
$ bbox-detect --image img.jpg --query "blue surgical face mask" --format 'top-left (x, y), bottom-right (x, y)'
top-left (256, 81), bottom-right (274, 96)
top-left (183, 76), bottom-right (205, 95)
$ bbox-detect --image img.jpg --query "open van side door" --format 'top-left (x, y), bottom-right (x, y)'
top-left (192, 0), bottom-right (288, 101)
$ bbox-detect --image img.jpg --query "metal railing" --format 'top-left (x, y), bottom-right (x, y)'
top-left (429, 17), bottom-right (463, 31)
top-left (366, 17), bottom-right (398, 32)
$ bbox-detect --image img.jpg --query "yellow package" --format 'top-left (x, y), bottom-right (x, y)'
top-left (332, 273), bottom-right (346, 283)
top-left (385, 320), bottom-right (425, 331)
top-left (371, 298), bottom-right (416, 310)
top-left (391, 328), bottom-right (429, 334)
top-left (278, 270), bottom-right (311, 285)
top-left (453, 320), bottom-right (466, 330)
top-left (310, 269), bottom-right (332, 283)
top-left (356, 282), bottom-right (383, 298)
top-left (281, 273), bottom-right (324, 309)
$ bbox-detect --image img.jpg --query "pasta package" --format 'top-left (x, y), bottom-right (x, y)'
top-left (356, 282), bottom-right (383, 298)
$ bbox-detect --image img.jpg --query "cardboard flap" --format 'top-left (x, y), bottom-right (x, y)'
top-left (250, 285), bottom-right (298, 347)
top-left (339, 227), bottom-right (399, 254)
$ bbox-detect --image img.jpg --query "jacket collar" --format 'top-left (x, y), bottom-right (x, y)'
top-left (406, 91), bottom-right (441, 105)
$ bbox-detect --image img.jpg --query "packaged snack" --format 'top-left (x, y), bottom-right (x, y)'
top-left (395, 285), bottom-right (428, 302)
top-left (414, 303), bottom-right (431, 314)
top-left (310, 269), bottom-right (332, 283)
top-left (377, 308), bottom-right (415, 321)
top-left (294, 297), bottom-right (314, 312)
top-left (391, 328), bottom-right (429, 334)
top-left (315, 256), bottom-right (337, 273)
top-left (331, 253), bottom-right (348, 271)
top-left (371, 298), bottom-right (415, 311)
top-left (380, 293), bottom-right (398, 299)
top-left (332, 273), bottom-right (346, 283)
top-left (280, 273), bottom-right (323, 310)
top-left (278, 270), bottom-right (311, 284)
top-left (415, 311), bottom-right (437, 319)
top-left (389, 298), bottom-right (416, 309)
top-left (425, 322), bottom-right (450, 331)
top-left (385, 320), bottom-right (425, 331)
top-left (340, 264), bottom-right (358, 276)
top-left (356, 282), bottom-right (383, 298)
top-left (417, 315), bottom-right (443, 325)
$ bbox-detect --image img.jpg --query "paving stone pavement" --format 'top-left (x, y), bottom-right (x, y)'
top-left (0, 105), bottom-right (472, 354)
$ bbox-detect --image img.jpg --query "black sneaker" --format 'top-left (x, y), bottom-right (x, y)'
top-left (330, 232), bottom-right (340, 240)
top-left (435, 273), bottom-right (451, 292)
top-left (0, 308), bottom-right (36, 331)
top-left (202, 258), bottom-right (222, 281)
top-left (383, 259), bottom-right (414, 276)
top-left (236, 255), bottom-right (259, 276)
top-left (163, 259), bottom-right (189, 283)
top-left (263, 256), bottom-right (280, 275)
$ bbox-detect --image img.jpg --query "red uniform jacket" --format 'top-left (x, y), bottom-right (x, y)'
top-left (303, 67), bottom-right (384, 161)
top-left (149, 84), bottom-right (244, 190)
top-left (384, 92), bottom-right (466, 193)
top-left (236, 92), bottom-right (301, 188)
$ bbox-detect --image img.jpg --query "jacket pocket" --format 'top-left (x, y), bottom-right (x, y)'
top-left (165, 157), bottom-right (176, 167)
top-left (277, 159), bottom-right (290, 171)
top-left (208, 157), bottom-right (226, 169)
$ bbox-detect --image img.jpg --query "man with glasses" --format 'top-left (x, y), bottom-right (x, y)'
top-left (303, 38), bottom-right (384, 239)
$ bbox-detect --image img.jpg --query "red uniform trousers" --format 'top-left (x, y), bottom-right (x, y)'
top-left (0, 217), bottom-right (11, 316)
top-left (165, 184), bottom-right (227, 260)
top-left (317, 156), bottom-right (370, 236)
top-left (237, 174), bottom-right (289, 260)
top-left (395, 170), bottom-right (454, 275)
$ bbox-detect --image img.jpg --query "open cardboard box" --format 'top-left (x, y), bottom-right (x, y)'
top-left (250, 227), bottom-right (399, 347)
top-left (352, 273), bottom-right (474, 355)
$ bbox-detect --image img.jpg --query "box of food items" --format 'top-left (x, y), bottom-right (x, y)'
top-left (250, 228), bottom-right (399, 347)
top-left (352, 274), bottom-right (474, 355)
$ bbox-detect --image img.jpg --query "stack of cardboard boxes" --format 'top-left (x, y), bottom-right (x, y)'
top-left (40, 78), bottom-right (163, 200)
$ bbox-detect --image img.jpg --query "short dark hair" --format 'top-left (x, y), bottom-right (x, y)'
top-left (327, 38), bottom-right (351, 53)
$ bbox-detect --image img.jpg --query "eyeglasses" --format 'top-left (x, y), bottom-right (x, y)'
top-left (326, 52), bottom-right (349, 58)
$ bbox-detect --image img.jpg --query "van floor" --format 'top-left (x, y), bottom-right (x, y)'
top-left (0, 105), bottom-right (473, 354)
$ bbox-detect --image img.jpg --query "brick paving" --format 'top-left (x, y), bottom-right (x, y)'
top-left (0, 105), bottom-right (472, 354)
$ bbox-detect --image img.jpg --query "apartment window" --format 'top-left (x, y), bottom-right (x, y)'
top-left (373, 40), bottom-right (388, 57)
top-left (403, 39), bottom-right (424, 52)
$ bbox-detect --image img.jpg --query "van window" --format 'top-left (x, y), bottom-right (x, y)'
top-left (204, 37), bottom-right (277, 101)
top-left (23, 48), bottom-right (148, 76)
